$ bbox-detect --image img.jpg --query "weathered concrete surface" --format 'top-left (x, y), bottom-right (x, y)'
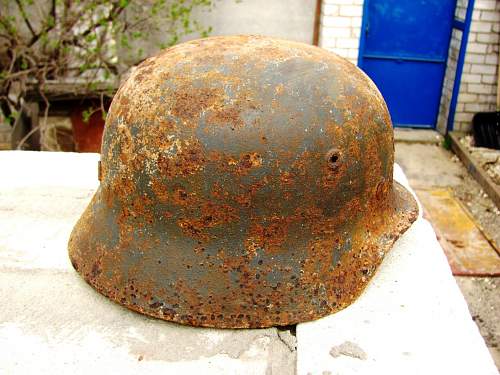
top-left (396, 143), bottom-right (465, 188)
top-left (0, 151), bottom-right (295, 375)
top-left (396, 141), bottom-right (500, 370)
top-left (394, 128), bottom-right (443, 145)
top-left (1, 151), bottom-right (497, 374)
top-left (296, 166), bottom-right (498, 375)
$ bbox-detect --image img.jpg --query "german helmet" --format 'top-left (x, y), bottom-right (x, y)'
top-left (69, 35), bottom-right (418, 328)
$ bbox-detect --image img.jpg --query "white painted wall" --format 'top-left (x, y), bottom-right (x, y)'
top-left (121, 0), bottom-right (317, 69)
top-left (186, 0), bottom-right (317, 44)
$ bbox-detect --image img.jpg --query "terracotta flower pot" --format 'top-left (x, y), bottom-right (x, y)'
top-left (70, 105), bottom-right (106, 153)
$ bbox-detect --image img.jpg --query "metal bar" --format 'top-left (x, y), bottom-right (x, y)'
top-left (394, 123), bottom-right (435, 129)
top-left (312, 0), bottom-right (322, 46)
top-left (447, 0), bottom-right (475, 133)
top-left (363, 54), bottom-right (446, 63)
top-left (453, 18), bottom-right (466, 31)
top-left (357, 0), bottom-right (370, 68)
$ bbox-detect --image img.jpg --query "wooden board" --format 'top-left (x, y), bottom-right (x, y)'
top-left (450, 131), bottom-right (500, 209)
top-left (416, 188), bottom-right (500, 276)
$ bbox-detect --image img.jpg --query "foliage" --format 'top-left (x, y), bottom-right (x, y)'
top-left (0, 0), bottom-right (213, 148)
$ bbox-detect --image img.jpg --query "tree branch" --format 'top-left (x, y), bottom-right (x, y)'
top-left (14, 0), bottom-right (36, 37)
top-left (27, 0), bottom-right (58, 47)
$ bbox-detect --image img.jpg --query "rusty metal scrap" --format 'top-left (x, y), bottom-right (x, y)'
top-left (68, 35), bottom-right (418, 328)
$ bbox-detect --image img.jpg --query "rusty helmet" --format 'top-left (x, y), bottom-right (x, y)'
top-left (68, 35), bottom-right (418, 328)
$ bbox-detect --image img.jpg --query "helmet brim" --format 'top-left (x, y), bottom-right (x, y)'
top-left (68, 180), bottom-right (418, 328)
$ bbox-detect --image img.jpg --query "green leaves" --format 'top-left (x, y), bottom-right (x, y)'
top-left (0, 0), bottom-right (217, 138)
top-left (82, 108), bottom-right (94, 123)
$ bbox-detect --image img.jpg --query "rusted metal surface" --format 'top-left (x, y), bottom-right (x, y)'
top-left (416, 188), bottom-right (500, 276)
top-left (68, 35), bottom-right (419, 328)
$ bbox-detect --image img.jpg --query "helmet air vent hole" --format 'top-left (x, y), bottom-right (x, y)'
top-left (326, 149), bottom-right (342, 170)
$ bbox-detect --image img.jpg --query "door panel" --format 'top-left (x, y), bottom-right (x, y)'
top-left (363, 59), bottom-right (446, 127)
top-left (360, 0), bottom-right (456, 128)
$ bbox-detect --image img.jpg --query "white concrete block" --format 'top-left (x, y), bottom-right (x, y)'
top-left (468, 83), bottom-right (495, 94)
top-left (350, 16), bottom-right (362, 28)
top-left (481, 10), bottom-right (500, 22)
top-left (485, 53), bottom-right (499, 65)
top-left (339, 5), bottom-right (362, 17)
top-left (297, 217), bottom-right (498, 375)
top-left (465, 53), bottom-right (486, 64)
top-left (472, 9), bottom-right (482, 21)
top-left (322, 4), bottom-right (339, 16)
top-left (465, 102), bottom-right (486, 112)
top-left (477, 94), bottom-right (498, 104)
top-left (482, 74), bottom-right (497, 84)
top-left (0, 271), bottom-right (295, 375)
top-left (321, 26), bottom-right (351, 39)
top-left (458, 93), bottom-right (479, 103)
top-left (477, 32), bottom-right (500, 44)
top-left (0, 151), bottom-right (99, 189)
top-left (456, 8), bottom-right (467, 20)
top-left (336, 38), bottom-right (359, 49)
top-left (0, 153), bottom-right (497, 375)
top-left (454, 112), bottom-right (474, 122)
top-left (471, 21), bottom-right (493, 32)
top-left (0, 151), bottom-right (295, 375)
top-left (467, 43), bottom-right (488, 54)
top-left (321, 15), bottom-right (351, 28)
top-left (332, 47), bottom-right (350, 58)
top-left (323, 0), bottom-right (357, 5)
top-left (475, 0), bottom-right (497, 10)
top-left (470, 64), bottom-right (498, 74)
top-left (461, 73), bottom-right (482, 83)
top-left (347, 49), bottom-right (359, 59)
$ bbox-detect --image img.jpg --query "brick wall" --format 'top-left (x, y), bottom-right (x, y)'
top-left (319, 0), bottom-right (499, 133)
top-left (437, 0), bottom-right (500, 133)
top-left (319, 0), bottom-right (363, 65)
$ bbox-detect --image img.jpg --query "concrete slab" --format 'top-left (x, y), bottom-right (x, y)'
top-left (0, 151), bottom-right (295, 375)
top-left (394, 129), bottom-right (443, 145)
top-left (0, 270), bottom-right (294, 375)
top-left (395, 143), bottom-right (465, 188)
top-left (296, 169), bottom-right (498, 375)
top-left (0, 151), bottom-right (497, 375)
top-left (296, 217), bottom-right (498, 375)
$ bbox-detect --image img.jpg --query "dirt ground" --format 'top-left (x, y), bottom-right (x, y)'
top-left (395, 141), bottom-right (500, 369)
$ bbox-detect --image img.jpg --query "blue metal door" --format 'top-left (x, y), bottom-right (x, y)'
top-left (358, 0), bottom-right (456, 128)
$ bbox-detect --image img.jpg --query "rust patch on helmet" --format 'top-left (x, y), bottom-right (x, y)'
top-left (157, 140), bottom-right (206, 178)
top-left (171, 86), bottom-right (223, 128)
top-left (68, 35), bottom-right (419, 329)
top-left (178, 202), bottom-right (239, 242)
top-left (247, 216), bottom-right (290, 255)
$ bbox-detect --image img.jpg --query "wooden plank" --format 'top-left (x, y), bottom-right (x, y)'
top-left (449, 131), bottom-right (500, 208)
top-left (24, 81), bottom-right (118, 102)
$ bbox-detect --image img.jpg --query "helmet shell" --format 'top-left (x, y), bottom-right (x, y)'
top-left (69, 35), bottom-right (418, 328)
